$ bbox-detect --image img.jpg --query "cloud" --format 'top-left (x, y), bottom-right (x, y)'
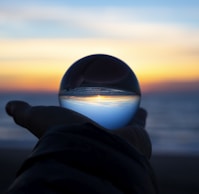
top-left (0, 5), bottom-right (198, 41)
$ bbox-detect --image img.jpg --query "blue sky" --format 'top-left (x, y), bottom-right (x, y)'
top-left (1, 0), bottom-right (199, 6)
top-left (0, 0), bottom-right (198, 39)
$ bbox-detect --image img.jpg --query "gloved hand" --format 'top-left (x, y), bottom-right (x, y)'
top-left (112, 108), bottom-right (152, 158)
top-left (6, 100), bottom-right (151, 158)
top-left (6, 101), bottom-right (94, 138)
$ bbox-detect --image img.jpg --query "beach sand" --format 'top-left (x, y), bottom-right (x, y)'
top-left (0, 148), bottom-right (199, 194)
top-left (151, 154), bottom-right (199, 194)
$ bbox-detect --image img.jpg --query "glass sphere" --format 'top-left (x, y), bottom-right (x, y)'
top-left (59, 54), bottom-right (141, 130)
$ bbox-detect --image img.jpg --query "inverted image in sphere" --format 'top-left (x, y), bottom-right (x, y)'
top-left (59, 54), bottom-right (141, 130)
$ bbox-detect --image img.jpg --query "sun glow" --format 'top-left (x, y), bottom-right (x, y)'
top-left (0, 37), bottom-right (199, 92)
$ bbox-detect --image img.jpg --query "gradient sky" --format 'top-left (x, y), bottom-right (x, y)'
top-left (0, 0), bottom-right (199, 92)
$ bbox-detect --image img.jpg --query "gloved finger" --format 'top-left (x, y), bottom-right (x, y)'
top-left (6, 100), bottom-right (44, 138)
top-left (112, 107), bottom-right (151, 159)
top-left (6, 100), bottom-right (31, 128)
top-left (112, 126), bottom-right (152, 159)
top-left (128, 107), bottom-right (147, 128)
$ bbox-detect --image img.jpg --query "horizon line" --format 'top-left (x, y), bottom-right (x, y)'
top-left (1, 80), bottom-right (199, 94)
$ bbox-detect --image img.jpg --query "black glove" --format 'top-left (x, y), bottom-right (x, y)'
top-left (6, 101), bottom-right (151, 158)
top-left (6, 101), bottom-right (94, 138)
top-left (112, 108), bottom-right (152, 158)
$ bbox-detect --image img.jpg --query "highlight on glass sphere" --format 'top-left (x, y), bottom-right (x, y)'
top-left (59, 54), bottom-right (141, 130)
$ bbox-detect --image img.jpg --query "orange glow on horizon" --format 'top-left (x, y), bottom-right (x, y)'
top-left (0, 38), bottom-right (199, 93)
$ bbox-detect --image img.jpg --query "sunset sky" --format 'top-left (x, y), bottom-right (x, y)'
top-left (0, 0), bottom-right (198, 92)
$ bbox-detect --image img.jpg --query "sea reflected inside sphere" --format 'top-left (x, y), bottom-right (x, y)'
top-left (59, 87), bottom-right (140, 130)
top-left (59, 54), bottom-right (141, 130)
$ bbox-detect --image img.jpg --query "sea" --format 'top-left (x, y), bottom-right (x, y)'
top-left (0, 91), bottom-right (199, 155)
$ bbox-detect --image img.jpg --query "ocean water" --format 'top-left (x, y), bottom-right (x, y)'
top-left (141, 91), bottom-right (199, 154)
top-left (0, 91), bottom-right (199, 154)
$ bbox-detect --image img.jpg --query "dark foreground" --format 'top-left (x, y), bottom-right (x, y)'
top-left (0, 148), bottom-right (199, 194)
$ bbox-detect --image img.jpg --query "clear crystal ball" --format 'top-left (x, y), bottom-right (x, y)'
top-left (59, 54), bottom-right (141, 130)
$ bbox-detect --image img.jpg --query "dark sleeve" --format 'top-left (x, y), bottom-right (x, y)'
top-left (6, 123), bottom-right (158, 194)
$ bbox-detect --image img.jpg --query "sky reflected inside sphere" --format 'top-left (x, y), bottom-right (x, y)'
top-left (59, 87), bottom-right (140, 129)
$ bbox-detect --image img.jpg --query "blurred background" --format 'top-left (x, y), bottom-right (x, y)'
top-left (0, 0), bottom-right (199, 193)
top-left (1, 0), bottom-right (199, 153)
